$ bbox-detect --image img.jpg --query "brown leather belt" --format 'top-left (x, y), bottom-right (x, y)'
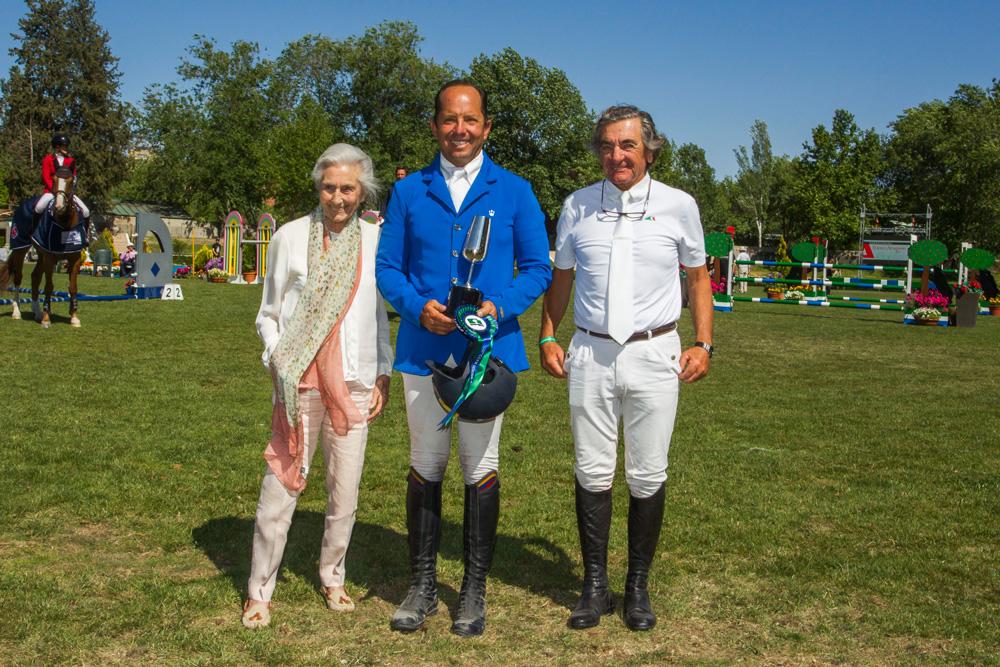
top-left (576, 322), bottom-right (677, 344)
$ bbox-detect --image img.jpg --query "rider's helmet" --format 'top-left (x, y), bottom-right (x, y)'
top-left (426, 347), bottom-right (517, 422)
top-left (51, 133), bottom-right (70, 149)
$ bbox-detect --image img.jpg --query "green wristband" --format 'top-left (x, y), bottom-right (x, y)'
top-left (538, 336), bottom-right (557, 346)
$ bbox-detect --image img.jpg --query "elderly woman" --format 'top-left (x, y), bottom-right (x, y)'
top-left (242, 143), bottom-right (393, 629)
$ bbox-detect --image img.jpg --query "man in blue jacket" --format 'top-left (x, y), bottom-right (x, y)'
top-left (376, 79), bottom-right (551, 637)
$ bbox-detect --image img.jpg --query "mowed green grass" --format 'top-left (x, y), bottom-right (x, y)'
top-left (1, 270), bottom-right (998, 666)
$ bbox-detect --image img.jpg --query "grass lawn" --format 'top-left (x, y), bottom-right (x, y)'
top-left (1, 271), bottom-right (998, 665)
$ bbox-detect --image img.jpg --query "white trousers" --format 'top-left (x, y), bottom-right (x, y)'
top-left (35, 192), bottom-right (90, 218)
top-left (566, 330), bottom-right (681, 499)
top-left (737, 266), bottom-right (750, 293)
top-left (247, 384), bottom-right (371, 602)
top-left (402, 372), bottom-right (503, 484)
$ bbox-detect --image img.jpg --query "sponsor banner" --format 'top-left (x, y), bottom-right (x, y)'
top-left (862, 240), bottom-right (910, 262)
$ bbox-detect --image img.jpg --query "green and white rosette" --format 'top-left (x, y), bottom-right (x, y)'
top-left (439, 304), bottom-right (499, 428)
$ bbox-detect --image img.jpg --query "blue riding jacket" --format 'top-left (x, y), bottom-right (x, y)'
top-left (375, 152), bottom-right (552, 375)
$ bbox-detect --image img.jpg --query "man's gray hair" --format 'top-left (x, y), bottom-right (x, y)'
top-left (590, 105), bottom-right (667, 163)
top-left (311, 143), bottom-right (382, 204)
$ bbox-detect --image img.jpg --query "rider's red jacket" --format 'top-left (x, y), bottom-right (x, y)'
top-left (41, 153), bottom-right (77, 193)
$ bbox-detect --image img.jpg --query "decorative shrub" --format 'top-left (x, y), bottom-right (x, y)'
top-left (193, 245), bottom-right (214, 271)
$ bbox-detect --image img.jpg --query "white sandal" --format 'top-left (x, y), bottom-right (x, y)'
top-left (323, 586), bottom-right (356, 612)
top-left (241, 599), bottom-right (272, 629)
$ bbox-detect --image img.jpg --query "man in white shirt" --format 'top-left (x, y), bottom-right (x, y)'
top-left (539, 105), bottom-right (713, 632)
top-left (736, 247), bottom-right (752, 293)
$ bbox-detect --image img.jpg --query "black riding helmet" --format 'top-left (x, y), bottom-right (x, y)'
top-left (426, 344), bottom-right (517, 423)
top-left (51, 133), bottom-right (70, 149)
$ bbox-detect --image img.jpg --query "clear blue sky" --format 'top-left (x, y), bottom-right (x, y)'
top-left (2, 0), bottom-right (997, 177)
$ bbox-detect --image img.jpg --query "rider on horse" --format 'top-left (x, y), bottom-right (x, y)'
top-left (34, 133), bottom-right (90, 220)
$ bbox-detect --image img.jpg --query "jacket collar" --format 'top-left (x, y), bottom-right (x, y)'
top-left (423, 152), bottom-right (498, 215)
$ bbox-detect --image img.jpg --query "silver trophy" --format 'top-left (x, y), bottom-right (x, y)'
top-left (446, 215), bottom-right (491, 316)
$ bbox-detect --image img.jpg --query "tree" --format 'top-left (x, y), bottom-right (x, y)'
top-left (0, 0), bottom-right (129, 210)
top-left (269, 22), bottom-right (454, 195)
top-left (130, 38), bottom-right (275, 225)
top-left (887, 82), bottom-right (1000, 251)
top-left (733, 120), bottom-right (776, 247)
top-left (671, 143), bottom-right (735, 232)
top-left (795, 109), bottom-right (888, 249)
top-left (467, 47), bottom-right (597, 219)
top-left (261, 98), bottom-right (342, 221)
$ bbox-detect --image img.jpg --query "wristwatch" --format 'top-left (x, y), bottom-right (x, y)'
top-left (692, 341), bottom-right (714, 358)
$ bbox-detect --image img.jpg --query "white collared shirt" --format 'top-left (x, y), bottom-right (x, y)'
top-left (554, 174), bottom-right (706, 333)
top-left (256, 216), bottom-right (393, 387)
top-left (439, 151), bottom-right (484, 212)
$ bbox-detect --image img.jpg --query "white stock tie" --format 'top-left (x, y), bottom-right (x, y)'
top-left (606, 217), bottom-right (634, 345)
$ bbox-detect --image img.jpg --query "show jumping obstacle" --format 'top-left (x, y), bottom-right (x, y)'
top-left (222, 210), bottom-right (272, 284)
top-left (710, 233), bottom-right (995, 327)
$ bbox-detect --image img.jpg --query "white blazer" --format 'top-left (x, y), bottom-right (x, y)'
top-left (256, 215), bottom-right (393, 388)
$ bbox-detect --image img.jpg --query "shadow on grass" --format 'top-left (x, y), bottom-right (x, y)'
top-left (192, 513), bottom-right (577, 610)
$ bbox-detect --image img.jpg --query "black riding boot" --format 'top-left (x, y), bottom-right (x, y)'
top-left (568, 480), bottom-right (614, 629)
top-left (450, 471), bottom-right (500, 637)
top-left (390, 469), bottom-right (442, 632)
top-left (623, 483), bottom-right (665, 631)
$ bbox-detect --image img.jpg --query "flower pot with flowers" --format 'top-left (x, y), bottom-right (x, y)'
top-left (988, 297), bottom-right (1000, 316)
top-left (711, 277), bottom-right (731, 307)
top-left (783, 289), bottom-right (805, 301)
top-left (207, 268), bottom-right (228, 283)
top-left (204, 256), bottom-right (225, 282)
top-left (764, 273), bottom-right (785, 300)
top-left (905, 290), bottom-right (949, 325)
top-left (174, 265), bottom-right (191, 279)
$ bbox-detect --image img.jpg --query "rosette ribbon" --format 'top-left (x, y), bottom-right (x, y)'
top-left (438, 304), bottom-right (499, 428)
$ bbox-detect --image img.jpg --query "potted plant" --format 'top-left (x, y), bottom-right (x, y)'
top-left (710, 277), bottom-right (731, 306)
top-left (174, 265), bottom-right (191, 279)
top-left (783, 289), bottom-right (805, 301)
top-left (204, 256), bottom-right (224, 278)
top-left (763, 271), bottom-right (785, 299)
top-left (241, 245), bottom-right (258, 283)
top-left (207, 268), bottom-right (228, 283)
top-left (988, 296), bottom-right (1000, 316)
top-left (911, 306), bottom-right (942, 324)
top-left (905, 290), bottom-right (948, 325)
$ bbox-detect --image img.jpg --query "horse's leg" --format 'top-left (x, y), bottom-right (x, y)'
top-left (9, 250), bottom-right (26, 319)
top-left (68, 253), bottom-right (81, 327)
top-left (41, 256), bottom-right (53, 329)
top-left (31, 257), bottom-right (44, 321)
top-left (0, 251), bottom-right (17, 319)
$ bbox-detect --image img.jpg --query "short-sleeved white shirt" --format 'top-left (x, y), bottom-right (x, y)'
top-left (554, 175), bottom-right (706, 333)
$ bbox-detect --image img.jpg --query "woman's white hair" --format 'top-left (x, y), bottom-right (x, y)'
top-left (311, 143), bottom-right (382, 204)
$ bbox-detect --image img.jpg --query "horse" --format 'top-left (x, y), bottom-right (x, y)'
top-left (29, 166), bottom-right (88, 328)
top-left (0, 200), bottom-right (42, 321)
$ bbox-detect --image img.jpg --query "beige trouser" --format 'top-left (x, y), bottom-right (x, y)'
top-left (247, 384), bottom-right (371, 602)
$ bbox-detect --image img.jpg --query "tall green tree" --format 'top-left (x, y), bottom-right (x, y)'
top-left (468, 47), bottom-right (597, 219)
top-left (887, 82), bottom-right (1000, 251)
top-left (733, 120), bottom-right (776, 247)
top-left (671, 143), bottom-right (734, 231)
top-left (131, 38), bottom-right (275, 225)
top-left (0, 0), bottom-right (129, 210)
top-left (271, 22), bottom-right (453, 191)
top-left (795, 109), bottom-right (888, 249)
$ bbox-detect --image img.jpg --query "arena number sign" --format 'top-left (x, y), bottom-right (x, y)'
top-left (161, 284), bottom-right (184, 301)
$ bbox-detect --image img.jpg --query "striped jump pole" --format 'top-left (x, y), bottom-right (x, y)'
top-left (735, 277), bottom-right (906, 290)
top-left (734, 259), bottom-right (958, 274)
top-left (731, 296), bottom-right (904, 311)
